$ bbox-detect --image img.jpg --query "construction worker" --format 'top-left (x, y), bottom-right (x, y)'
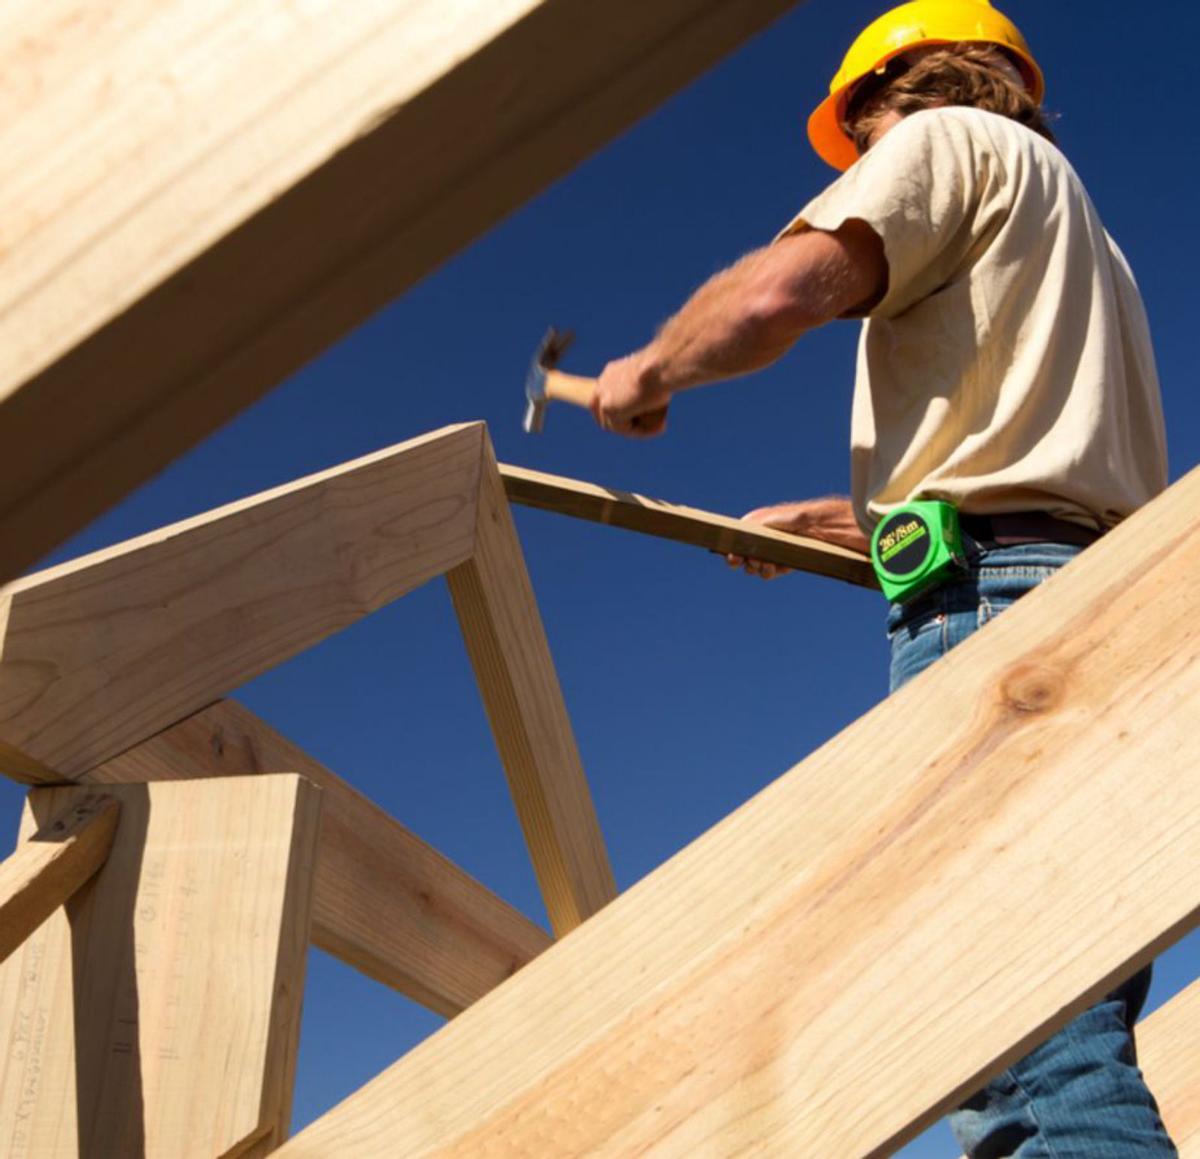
top-left (589, 1), bottom-right (1175, 1155)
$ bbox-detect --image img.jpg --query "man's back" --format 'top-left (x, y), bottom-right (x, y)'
top-left (785, 106), bottom-right (1168, 530)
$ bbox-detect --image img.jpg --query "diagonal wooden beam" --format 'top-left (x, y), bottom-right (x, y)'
top-left (500, 463), bottom-right (876, 586)
top-left (0, 793), bottom-right (119, 964)
top-left (92, 700), bottom-right (550, 1018)
top-left (0, 0), bottom-right (804, 583)
top-left (0, 423), bottom-right (482, 780)
top-left (449, 438), bottom-right (616, 937)
top-left (276, 465), bottom-right (1200, 1157)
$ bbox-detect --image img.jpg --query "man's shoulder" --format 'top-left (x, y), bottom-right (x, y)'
top-left (888, 106), bottom-right (1046, 151)
top-left (879, 107), bottom-right (1079, 199)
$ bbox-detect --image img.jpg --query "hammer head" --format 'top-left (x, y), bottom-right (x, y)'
top-left (522, 327), bottom-right (575, 434)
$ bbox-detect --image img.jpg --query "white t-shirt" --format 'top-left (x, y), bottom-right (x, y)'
top-left (779, 107), bottom-right (1167, 532)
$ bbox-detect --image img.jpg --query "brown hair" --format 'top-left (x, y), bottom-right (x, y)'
top-left (845, 46), bottom-right (1056, 157)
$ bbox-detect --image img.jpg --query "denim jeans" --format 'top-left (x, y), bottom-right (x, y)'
top-left (887, 542), bottom-right (1178, 1158)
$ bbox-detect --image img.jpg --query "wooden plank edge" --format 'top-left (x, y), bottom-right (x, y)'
top-left (499, 463), bottom-right (877, 588)
top-left (0, 793), bottom-right (119, 963)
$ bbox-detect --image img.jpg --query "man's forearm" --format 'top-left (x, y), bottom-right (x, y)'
top-left (744, 495), bottom-right (870, 554)
top-left (643, 248), bottom-right (806, 392)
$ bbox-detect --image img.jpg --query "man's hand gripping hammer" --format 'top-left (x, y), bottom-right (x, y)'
top-left (522, 328), bottom-right (597, 434)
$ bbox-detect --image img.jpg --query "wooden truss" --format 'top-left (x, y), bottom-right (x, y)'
top-left (0, 418), bottom-right (1197, 1154)
top-left (1, 2), bottom-right (1197, 1155)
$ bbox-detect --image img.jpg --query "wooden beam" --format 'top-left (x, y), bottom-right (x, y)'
top-left (93, 700), bottom-right (551, 1018)
top-left (0, 423), bottom-right (482, 780)
top-left (501, 463), bottom-right (876, 587)
top-left (1139, 981), bottom-right (1200, 1152)
top-left (0, 794), bottom-right (119, 964)
top-left (0, 0), bottom-right (803, 583)
top-left (449, 437), bottom-right (616, 937)
top-left (0, 775), bottom-right (320, 1157)
top-left (276, 465), bottom-right (1200, 1157)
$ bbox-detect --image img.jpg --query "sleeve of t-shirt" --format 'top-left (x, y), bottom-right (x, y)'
top-left (777, 109), bottom-right (983, 319)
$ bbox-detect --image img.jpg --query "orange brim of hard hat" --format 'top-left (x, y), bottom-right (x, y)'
top-left (808, 87), bottom-right (861, 171)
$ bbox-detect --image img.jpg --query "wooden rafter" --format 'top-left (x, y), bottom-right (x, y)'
top-left (94, 700), bottom-right (551, 1017)
top-left (0, 776), bottom-right (320, 1157)
top-left (0, 0), bottom-right (803, 583)
top-left (450, 439), bottom-right (617, 935)
top-left (501, 463), bottom-right (876, 587)
top-left (0, 423), bottom-right (483, 779)
top-left (276, 465), bottom-right (1200, 1157)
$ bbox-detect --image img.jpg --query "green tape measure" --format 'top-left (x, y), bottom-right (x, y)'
top-left (870, 500), bottom-right (966, 603)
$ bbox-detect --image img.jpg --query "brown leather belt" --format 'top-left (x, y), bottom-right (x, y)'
top-left (959, 511), bottom-right (1104, 548)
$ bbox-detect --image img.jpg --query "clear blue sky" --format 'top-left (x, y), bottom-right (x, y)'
top-left (10, 1), bottom-right (1199, 1153)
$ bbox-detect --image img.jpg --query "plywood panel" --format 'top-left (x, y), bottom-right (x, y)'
top-left (501, 464), bottom-right (875, 587)
top-left (0, 0), bottom-right (802, 581)
top-left (277, 466), bottom-right (1200, 1157)
top-left (0, 775), bottom-right (320, 1158)
top-left (449, 438), bottom-right (615, 937)
top-left (0, 423), bottom-right (482, 780)
top-left (94, 701), bottom-right (550, 1017)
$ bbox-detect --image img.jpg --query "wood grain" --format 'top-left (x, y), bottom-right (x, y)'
top-left (278, 465), bottom-right (1200, 1157)
top-left (449, 438), bottom-right (616, 937)
top-left (1139, 981), bottom-right (1200, 1153)
top-left (93, 700), bottom-right (551, 1017)
top-left (501, 463), bottom-right (876, 587)
top-left (0, 423), bottom-right (482, 780)
top-left (0, 775), bottom-right (320, 1158)
top-left (0, 0), bottom-right (803, 582)
top-left (0, 794), bottom-right (118, 965)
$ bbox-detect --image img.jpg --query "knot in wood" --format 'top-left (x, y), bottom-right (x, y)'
top-left (1000, 663), bottom-right (1065, 714)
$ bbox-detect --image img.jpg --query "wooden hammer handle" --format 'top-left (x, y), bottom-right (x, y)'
top-left (544, 369), bottom-right (597, 410)
top-left (544, 367), bottom-right (669, 432)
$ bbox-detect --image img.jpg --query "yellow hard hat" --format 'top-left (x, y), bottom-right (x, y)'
top-left (808, 0), bottom-right (1044, 171)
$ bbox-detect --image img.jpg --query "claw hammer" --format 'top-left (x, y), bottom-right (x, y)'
top-left (522, 328), bottom-right (596, 434)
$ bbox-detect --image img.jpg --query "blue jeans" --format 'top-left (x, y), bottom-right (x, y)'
top-left (887, 542), bottom-right (1178, 1158)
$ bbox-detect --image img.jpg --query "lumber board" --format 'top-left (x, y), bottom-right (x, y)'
top-left (276, 464), bottom-right (1200, 1158)
top-left (93, 700), bottom-right (551, 1018)
top-left (0, 794), bottom-right (119, 965)
top-left (0, 775), bottom-right (320, 1158)
top-left (448, 438), bottom-right (616, 937)
top-left (0, 423), bottom-right (482, 781)
top-left (500, 463), bottom-right (876, 588)
top-left (1139, 981), bottom-right (1200, 1152)
top-left (0, 0), bottom-right (803, 583)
